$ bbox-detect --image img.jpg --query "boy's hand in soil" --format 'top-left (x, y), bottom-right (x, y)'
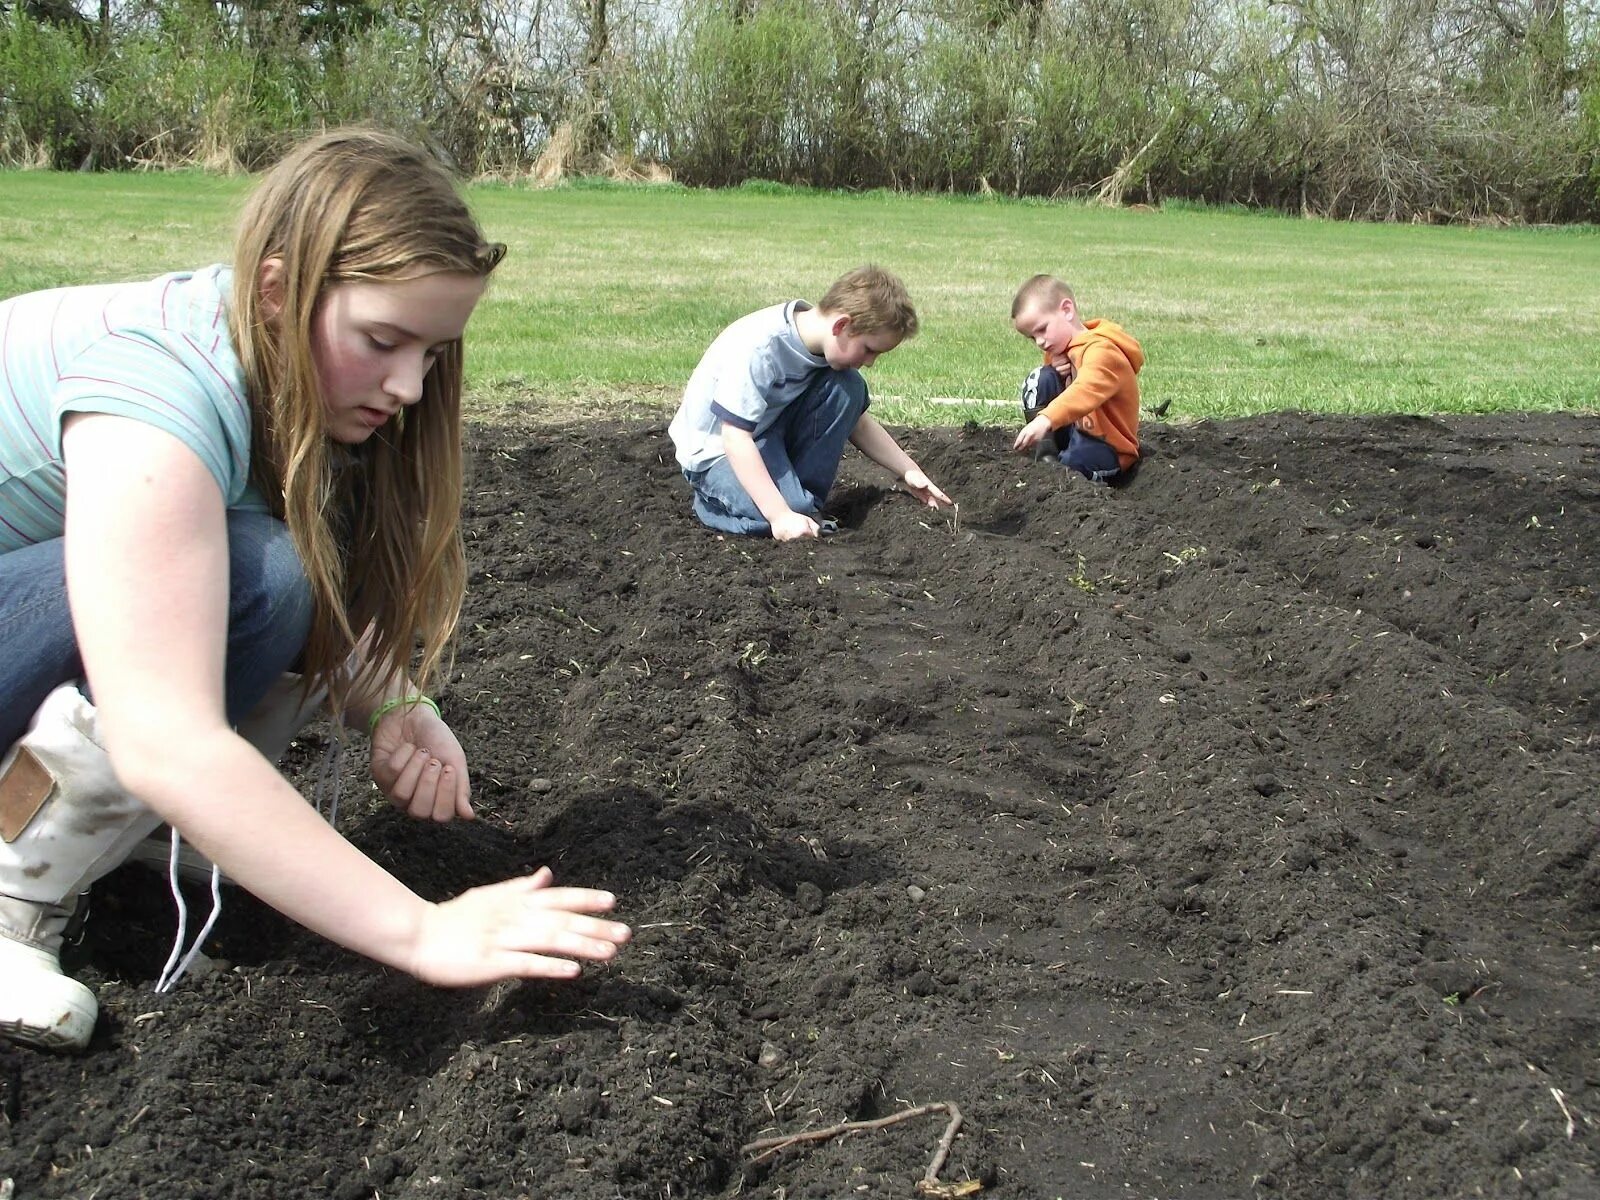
top-left (770, 509), bottom-right (821, 541)
top-left (371, 704), bottom-right (474, 822)
top-left (409, 866), bottom-right (632, 986)
top-left (1013, 414), bottom-right (1055, 453)
top-left (901, 467), bottom-right (953, 508)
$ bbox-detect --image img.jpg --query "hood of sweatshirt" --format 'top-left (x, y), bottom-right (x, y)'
top-left (1072, 318), bottom-right (1144, 373)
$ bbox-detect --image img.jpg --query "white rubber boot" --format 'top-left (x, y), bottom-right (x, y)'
top-left (0, 894), bottom-right (97, 1052)
top-left (126, 672), bottom-right (326, 883)
top-left (235, 672), bottom-right (328, 765)
top-left (0, 684), bottom-right (159, 1052)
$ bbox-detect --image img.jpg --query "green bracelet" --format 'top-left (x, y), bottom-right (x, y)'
top-left (367, 694), bottom-right (440, 735)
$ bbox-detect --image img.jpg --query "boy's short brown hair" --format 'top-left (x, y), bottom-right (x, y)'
top-left (818, 265), bottom-right (919, 339)
top-left (1011, 274), bottom-right (1075, 319)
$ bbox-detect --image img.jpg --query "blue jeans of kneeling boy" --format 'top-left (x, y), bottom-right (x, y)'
top-left (686, 369), bottom-right (869, 535)
top-left (0, 510), bottom-right (313, 749)
top-left (1022, 364), bottom-right (1124, 483)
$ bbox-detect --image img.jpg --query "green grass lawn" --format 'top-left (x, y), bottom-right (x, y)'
top-left (3, 172), bottom-right (1596, 426)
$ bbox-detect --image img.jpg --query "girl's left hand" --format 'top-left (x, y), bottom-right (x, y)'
top-left (371, 703), bottom-right (474, 822)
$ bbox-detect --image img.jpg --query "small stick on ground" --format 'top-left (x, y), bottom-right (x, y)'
top-left (742, 1101), bottom-right (969, 1194)
top-left (1551, 1087), bottom-right (1576, 1139)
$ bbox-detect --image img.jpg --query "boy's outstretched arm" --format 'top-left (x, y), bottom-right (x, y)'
top-left (850, 414), bottom-right (954, 508)
top-left (1013, 413), bottom-right (1055, 453)
top-left (1013, 342), bottom-right (1131, 453)
top-left (722, 424), bottom-right (820, 541)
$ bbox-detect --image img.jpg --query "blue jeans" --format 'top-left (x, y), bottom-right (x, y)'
top-left (687, 370), bottom-right (869, 535)
top-left (0, 511), bottom-right (312, 749)
top-left (1021, 365), bottom-right (1124, 483)
top-left (1056, 426), bottom-right (1123, 482)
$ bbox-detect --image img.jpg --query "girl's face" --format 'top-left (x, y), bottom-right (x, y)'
top-left (311, 272), bottom-right (487, 444)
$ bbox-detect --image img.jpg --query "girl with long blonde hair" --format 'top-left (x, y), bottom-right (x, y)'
top-left (0, 129), bottom-right (630, 1052)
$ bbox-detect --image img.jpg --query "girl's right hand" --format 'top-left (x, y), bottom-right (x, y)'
top-left (370, 703), bottom-right (473, 822)
top-left (407, 867), bottom-right (631, 987)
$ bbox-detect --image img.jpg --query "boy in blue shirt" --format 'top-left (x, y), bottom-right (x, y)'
top-left (669, 265), bottom-right (953, 541)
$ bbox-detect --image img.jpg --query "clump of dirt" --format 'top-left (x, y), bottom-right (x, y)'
top-left (3, 412), bottom-right (1597, 1199)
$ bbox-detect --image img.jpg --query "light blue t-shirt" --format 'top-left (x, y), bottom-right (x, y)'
top-left (670, 300), bottom-right (863, 473)
top-left (0, 265), bottom-right (260, 553)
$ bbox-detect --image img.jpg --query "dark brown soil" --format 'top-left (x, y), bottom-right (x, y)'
top-left (4, 411), bottom-right (1598, 1200)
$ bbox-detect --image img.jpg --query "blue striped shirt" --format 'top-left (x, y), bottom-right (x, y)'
top-left (0, 265), bottom-right (261, 552)
top-left (669, 301), bottom-right (844, 474)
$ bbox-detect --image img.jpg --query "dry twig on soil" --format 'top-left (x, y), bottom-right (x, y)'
top-left (1551, 1087), bottom-right (1577, 1139)
top-left (741, 1101), bottom-right (976, 1195)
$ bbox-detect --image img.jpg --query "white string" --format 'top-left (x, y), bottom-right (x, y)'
top-left (153, 828), bottom-right (223, 994)
top-left (313, 727), bottom-right (345, 827)
top-left (151, 712), bottom-right (344, 995)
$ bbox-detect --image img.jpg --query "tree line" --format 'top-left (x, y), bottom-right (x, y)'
top-left (3, 0), bottom-right (1597, 222)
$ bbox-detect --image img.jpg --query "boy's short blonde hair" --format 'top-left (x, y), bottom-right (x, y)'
top-left (1011, 274), bottom-right (1075, 319)
top-left (818, 265), bottom-right (919, 339)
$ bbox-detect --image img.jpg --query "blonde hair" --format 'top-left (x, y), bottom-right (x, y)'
top-left (817, 265), bottom-right (918, 339)
top-left (1011, 274), bottom-right (1075, 320)
top-left (229, 128), bottom-right (506, 712)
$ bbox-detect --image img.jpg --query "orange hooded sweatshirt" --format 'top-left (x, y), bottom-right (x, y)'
top-left (1041, 318), bottom-right (1144, 469)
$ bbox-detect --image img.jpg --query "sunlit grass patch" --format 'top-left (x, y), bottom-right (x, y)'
top-left (4, 172), bottom-right (1596, 426)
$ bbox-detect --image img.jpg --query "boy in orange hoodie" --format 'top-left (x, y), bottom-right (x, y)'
top-left (1009, 274), bottom-right (1144, 483)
